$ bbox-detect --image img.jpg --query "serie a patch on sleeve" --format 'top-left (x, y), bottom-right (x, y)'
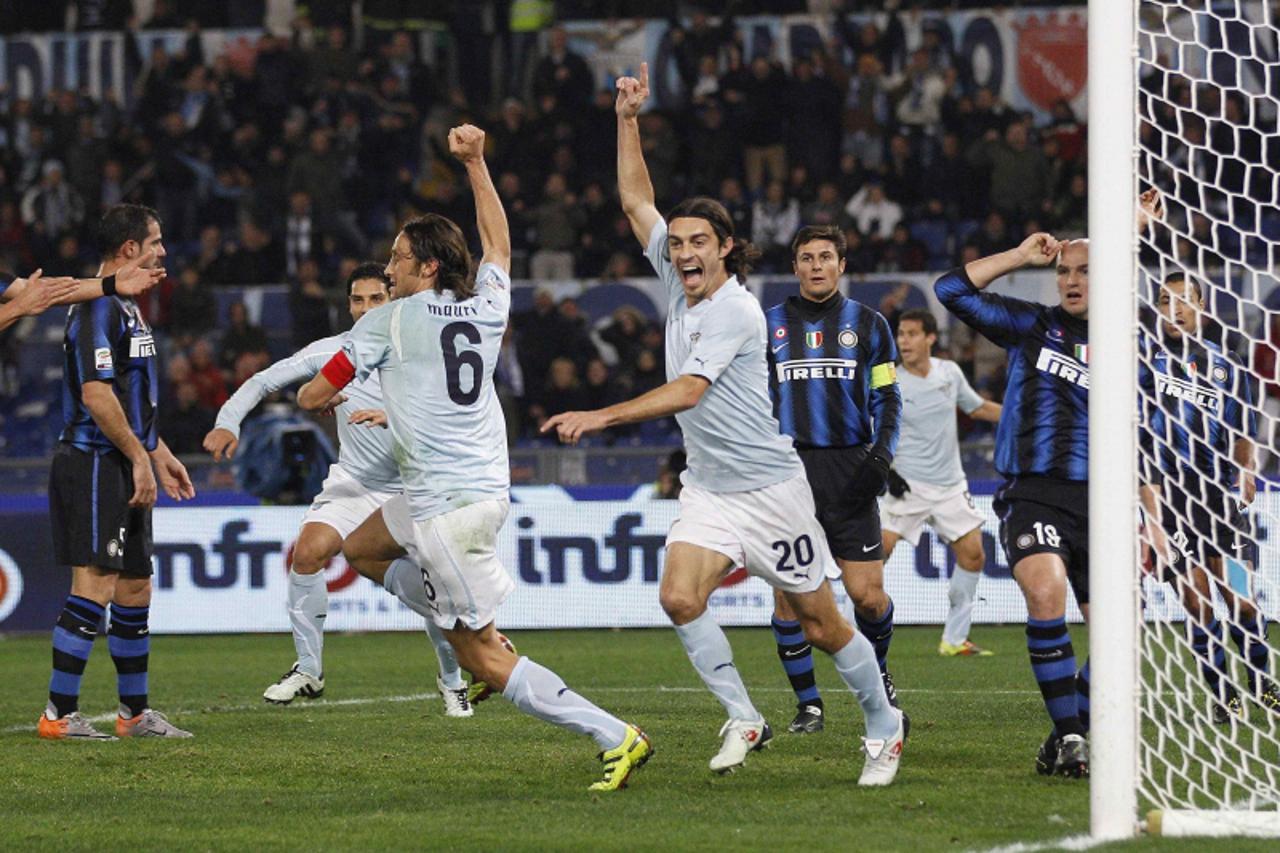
top-left (94, 347), bottom-right (113, 371)
top-left (870, 362), bottom-right (897, 389)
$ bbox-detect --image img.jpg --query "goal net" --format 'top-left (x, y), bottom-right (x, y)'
top-left (1129, 0), bottom-right (1280, 838)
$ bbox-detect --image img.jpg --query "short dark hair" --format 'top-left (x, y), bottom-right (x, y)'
top-left (402, 214), bottom-right (475, 299)
top-left (347, 262), bottom-right (391, 295)
top-left (899, 308), bottom-right (937, 336)
top-left (97, 204), bottom-right (159, 259)
top-left (1162, 270), bottom-right (1203, 301)
top-left (666, 196), bottom-right (762, 283)
top-left (791, 225), bottom-right (846, 260)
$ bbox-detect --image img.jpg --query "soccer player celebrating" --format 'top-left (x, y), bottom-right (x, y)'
top-left (203, 264), bottom-right (473, 716)
top-left (40, 204), bottom-right (194, 740)
top-left (1140, 270), bottom-right (1277, 719)
top-left (762, 225), bottom-right (904, 737)
top-left (887, 308), bottom-right (1002, 658)
top-left (935, 232), bottom-right (1090, 778)
top-left (544, 64), bottom-right (907, 786)
top-left (297, 125), bottom-right (651, 793)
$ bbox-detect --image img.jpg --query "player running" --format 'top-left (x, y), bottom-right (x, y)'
top-left (203, 264), bottom-right (473, 717)
top-left (297, 124), bottom-right (651, 793)
top-left (1139, 270), bottom-right (1278, 720)
top-left (935, 232), bottom-right (1091, 778)
top-left (544, 64), bottom-right (906, 786)
top-left (762, 224), bottom-right (904, 737)
top-left (887, 308), bottom-right (1002, 658)
top-left (40, 204), bottom-right (194, 740)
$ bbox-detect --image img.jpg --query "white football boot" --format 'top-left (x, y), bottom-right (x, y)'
top-left (709, 718), bottom-right (772, 773)
top-left (263, 664), bottom-right (325, 704)
top-left (858, 708), bottom-right (908, 786)
top-left (437, 676), bottom-right (474, 718)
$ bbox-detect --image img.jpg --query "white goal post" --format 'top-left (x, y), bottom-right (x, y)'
top-left (1092, 0), bottom-right (1280, 840)
top-left (1088, 0), bottom-right (1139, 840)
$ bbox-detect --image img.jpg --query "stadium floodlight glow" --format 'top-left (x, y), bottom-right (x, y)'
top-left (1094, 0), bottom-right (1280, 840)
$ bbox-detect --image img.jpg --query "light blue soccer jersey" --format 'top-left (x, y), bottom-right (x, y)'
top-left (894, 357), bottom-right (984, 487)
top-left (342, 263), bottom-right (511, 520)
top-left (214, 334), bottom-right (400, 491)
top-left (645, 220), bottom-right (801, 493)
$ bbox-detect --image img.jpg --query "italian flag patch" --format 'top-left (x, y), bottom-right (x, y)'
top-left (1074, 344), bottom-right (1089, 364)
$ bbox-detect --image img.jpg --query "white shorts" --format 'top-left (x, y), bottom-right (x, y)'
top-left (667, 473), bottom-right (836, 592)
top-left (302, 464), bottom-right (399, 540)
top-left (881, 478), bottom-right (984, 547)
top-left (382, 494), bottom-right (515, 631)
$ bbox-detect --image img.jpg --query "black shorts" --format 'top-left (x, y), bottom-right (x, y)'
top-left (994, 476), bottom-right (1089, 604)
top-left (798, 447), bottom-right (883, 562)
top-left (49, 444), bottom-right (153, 577)
top-left (1158, 481), bottom-right (1254, 580)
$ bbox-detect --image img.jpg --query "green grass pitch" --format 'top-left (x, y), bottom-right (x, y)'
top-left (0, 625), bottom-right (1273, 851)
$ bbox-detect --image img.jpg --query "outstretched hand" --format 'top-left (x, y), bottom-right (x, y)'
top-left (615, 61), bottom-right (650, 119)
top-left (9, 269), bottom-right (79, 315)
top-left (115, 249), bottom-right (165, 296)
top-left (541, 410), bottom-right (609, 445)
top-left (448, 124), bottom-right (486, 163)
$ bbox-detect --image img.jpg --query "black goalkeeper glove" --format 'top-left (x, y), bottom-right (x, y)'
top-left (886, 467), bottom-right (911, 499)
top-left (849, 445), bottom-right (893, 501)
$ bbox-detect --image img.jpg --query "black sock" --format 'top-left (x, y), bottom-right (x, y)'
top-left (771, 617), bottom-right (821, 708)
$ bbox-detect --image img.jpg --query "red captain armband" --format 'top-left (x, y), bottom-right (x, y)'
top-left (320, 351), bottom-right (356, 389)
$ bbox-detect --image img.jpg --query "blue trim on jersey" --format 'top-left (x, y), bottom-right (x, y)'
top-left (60, 296), bottom-right (159, 453)
top-left (838, 301), bottom-right (859, 442)
top-left (91, 453), bottom-right (100, 552)
top-left (765, 295), bottom-right (899, 450)
top-left (773, 324), bottom-right (796, 438)
top-left (936, 268), bottom-right (1088, 481)
top-left (1140, 336), bottom-right (1255, 487)
top-left (805, 318), bottom-right (829, 446)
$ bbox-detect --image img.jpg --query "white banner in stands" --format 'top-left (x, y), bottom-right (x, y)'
top-left (144, 493), bottom-right (1104, 633)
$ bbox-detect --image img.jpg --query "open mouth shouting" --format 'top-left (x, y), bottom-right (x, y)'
top-left (680, 262), bottom-right (705, 288)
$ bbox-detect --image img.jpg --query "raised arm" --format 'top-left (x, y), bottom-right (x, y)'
top-left (936, 233), bottom-right (1058, 347)
top-left (964, 232), bottom-right (1059, 289)
top-left (616, 62), bottom-right (662, 245)
top-left (449, 124), bottom-right (510, 273)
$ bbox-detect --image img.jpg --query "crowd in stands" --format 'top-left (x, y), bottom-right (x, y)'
top-left (0, 2), bottom-right (1090, 453)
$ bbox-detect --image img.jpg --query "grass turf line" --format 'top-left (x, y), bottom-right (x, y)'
top-left (0, 625), bottom-right (1272, 852)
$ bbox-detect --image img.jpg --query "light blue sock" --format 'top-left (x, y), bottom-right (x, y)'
top-left (287, 570), bottom-right (326, 678)
top-left (424, 619), bottom-right (464, 690)
top-left (831, 631), bottom-right (898, 739)
top-left (674, 611), bottom-right (761, 722)
top-left (502, 656), bottom-right (628, 750)
top-left (382, 558), bottom-right (438, 621)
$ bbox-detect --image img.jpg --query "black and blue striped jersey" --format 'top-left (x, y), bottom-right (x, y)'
top-left (1139, 335), bottom-right (1255, 490)
top-left (935, 267), bottom-right (1087, 481)
top-left (60, 295), bottom-right (158, 453)
top-left (764, 293), bottom-right (901, 454)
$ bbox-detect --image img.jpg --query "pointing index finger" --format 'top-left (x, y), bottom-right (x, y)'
top-left (639, 61), bottom-right (649, 92)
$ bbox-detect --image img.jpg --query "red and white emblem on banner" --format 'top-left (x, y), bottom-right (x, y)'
top-left (1015, 12), bottom-right (1087, 112)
